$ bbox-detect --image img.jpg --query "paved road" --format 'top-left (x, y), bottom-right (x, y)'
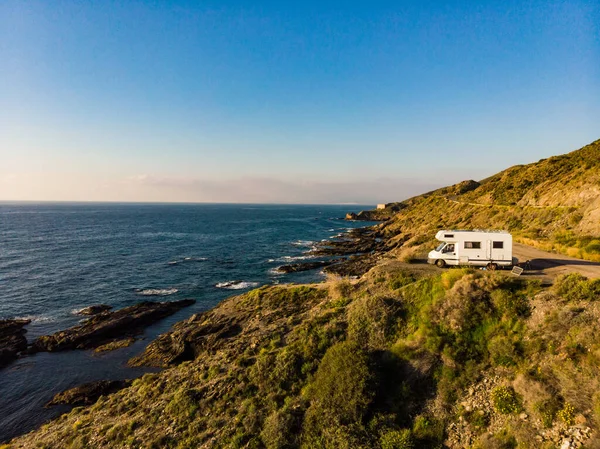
top-left (513, 242), bottom-right (600, 280)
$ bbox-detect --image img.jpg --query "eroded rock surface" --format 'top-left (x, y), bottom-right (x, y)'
top-left (46, 379), bottom-right (132, 407)
top-left (31, 300), bottom-right (195, 353)
top-left (75, 304), bottom-right (113, 315)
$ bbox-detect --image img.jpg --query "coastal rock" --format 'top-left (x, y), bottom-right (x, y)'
top-left (30, 299), bottom-right (195, 353)
top-left (275, 259), bottom-right (342, 273)
top-left (345, 206), bottom-right (403, 221)
top-left (0, 319), bottom-right (31, 369)
top-left (311, 228), bottom-right (384, 257)
top-left (75, 304), bottom-right (113, 315)
top-left (46, 379), bottom-right (132, 407)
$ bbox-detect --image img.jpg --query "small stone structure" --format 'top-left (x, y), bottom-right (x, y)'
top-left (376, 203), bottom-right (388, 210)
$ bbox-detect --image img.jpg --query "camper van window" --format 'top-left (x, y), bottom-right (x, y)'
top-left (493, 241), bottom-right (504, 249)
top-left (464, 242), bottom-right (481, 249)
top-left (444, 234), bottom-right (454, 238)
top-left (436, 243), bottom-right (445, 252)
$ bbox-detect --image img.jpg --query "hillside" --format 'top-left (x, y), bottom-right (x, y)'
top-left (374, 139), bottom-right (600, 262)
top-left (7, 140), bottom-right (600, 449)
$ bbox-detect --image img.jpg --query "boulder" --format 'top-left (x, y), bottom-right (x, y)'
top-left (31, 299), bottom-right (195, 353)
top-left (0, 319), bottom-right (31, 369)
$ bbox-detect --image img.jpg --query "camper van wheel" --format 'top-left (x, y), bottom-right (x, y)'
top-left (487, 263), bottom-right (498, 271)
top-left (435, 259), bottom-right (446, 268)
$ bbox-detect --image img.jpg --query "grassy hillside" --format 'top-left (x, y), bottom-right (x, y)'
top-left (377, 140), bottom-right (600, 262)
top-left (9, 268), bottom-right (600, 449)
top-left (8, 139), bottom-right (600, 449)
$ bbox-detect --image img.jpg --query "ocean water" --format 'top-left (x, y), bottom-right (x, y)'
top-left (0, 202), bottom-right (373, 441)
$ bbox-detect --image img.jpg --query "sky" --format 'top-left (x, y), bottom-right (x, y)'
top-left (1, 0), bottom-right (598, 204)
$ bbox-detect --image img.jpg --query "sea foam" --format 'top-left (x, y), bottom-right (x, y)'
top-left (135, 288), bottom-right (179, 296)
top-left (215, 281), bottom-right (260, 290)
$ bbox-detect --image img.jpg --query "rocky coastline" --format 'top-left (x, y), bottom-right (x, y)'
top-left (30, 299), bottom-right (196, 353)
top-left (0, 319), bottom-right (31, 369)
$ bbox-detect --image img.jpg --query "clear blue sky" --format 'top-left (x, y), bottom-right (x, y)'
top-left (1, 0), bottom-right (598, 203)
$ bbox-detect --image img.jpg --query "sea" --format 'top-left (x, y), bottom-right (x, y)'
top-left (0, 202), bottom-right (373, 441)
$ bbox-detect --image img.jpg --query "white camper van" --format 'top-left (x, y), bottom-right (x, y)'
top-left (427, 230), bottom-right (517, 269)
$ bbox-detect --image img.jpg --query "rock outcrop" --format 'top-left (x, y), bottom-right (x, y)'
top-left (75, 304), bottom-right (113, 315)
top-left (31, 300), bottom-right (195, 353)
top-left (0, 319), bottom-right (31, 369)
top-left (46, 379), bottom-right (132, 407)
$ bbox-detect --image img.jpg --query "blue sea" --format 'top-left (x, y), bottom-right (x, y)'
top-left (0, 202), bottom-right (372, 441)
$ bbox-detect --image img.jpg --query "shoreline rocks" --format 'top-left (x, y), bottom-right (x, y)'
top-left (0, 319), bottom-right (31, 369)
top-left (275, 259), bottom-right (342, 273)
top-left (75, 304), bottom-right (113, 315)
top-left (31, 299), bottom-right (196, 353)
top-left (46, 379), bottom-right (132, 407)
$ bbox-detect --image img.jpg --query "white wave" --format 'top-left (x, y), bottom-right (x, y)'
top-left (291, 240), bottom-right (315, 247)
top-left (267, 258), bottom-right (276, 263)
top-left (13, 315), bottom-right (56, 323)
top-left (280, 255), bottom-right (316, 261)
top-left (168, 257), bottom-right (207, 265)
top-left (135, 288), bottom-right (179, 296)
top-left (215, 281), bottom-right (260, 290)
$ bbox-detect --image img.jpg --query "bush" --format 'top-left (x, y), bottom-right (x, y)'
top-left (533, 398), bottom-right (561, 428)
top-left (302, 341), bottom-right (372, 446)
top-left (380, 429), bottom-right (414, 449)
top-left (388, 272), bottom-right (416, 290)
top-left (305, 341), bottom-right (372, 425)
top-left (553, 273), bottom-right (600, 301)
top-left (557, 403), bottom-right (575, 426)
top-left (261, 405), bottom-right (302, 449)
top-left (328, 277), bottom-right (354, 302)
top-left (347, 296), bottom-right (398, 349)
top-left (491, 386), bottom-right (523, 414)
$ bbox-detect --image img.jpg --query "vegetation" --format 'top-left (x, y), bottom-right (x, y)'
top-left (8, 139), bottom-right (600, 448)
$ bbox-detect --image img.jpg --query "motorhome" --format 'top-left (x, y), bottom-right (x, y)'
top-left (427, 230), bottom-right (517, 269)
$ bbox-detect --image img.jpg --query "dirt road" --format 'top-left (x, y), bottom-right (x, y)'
top-left (513, 243), bottom-right (600, 280)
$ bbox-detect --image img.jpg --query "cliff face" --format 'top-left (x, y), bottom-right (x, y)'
top-left (9, 140), bottom-right (600, 449)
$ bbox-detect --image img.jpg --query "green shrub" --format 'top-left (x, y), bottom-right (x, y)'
top-left (388, 272), bottom-right (416, 290)
top-left (553, 273), bottom-right (600, 301)
top-left (411, 415), bottom-right (444, 444)
top-left (585, 240), bottom-right (600, 254)
top-left (306, 341), bottom-right (372, 424)
top-left (302, 341), bottom-right (372, 445)
top-left (380, 429), bottom-right (414, 449)
top-left (347, 296), bottom-right (397, 349)
top-left (490, 289), bottom-right (530, 319)
top-left (487, 334), bottom-right (519, 367)
top-left (261, 406), bottom-right (302, 449)
top-left (491, 386), bottom-right (523, 414)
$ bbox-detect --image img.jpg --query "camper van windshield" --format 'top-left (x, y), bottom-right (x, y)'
top-left (435, 243), bottom-right (445, 252)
